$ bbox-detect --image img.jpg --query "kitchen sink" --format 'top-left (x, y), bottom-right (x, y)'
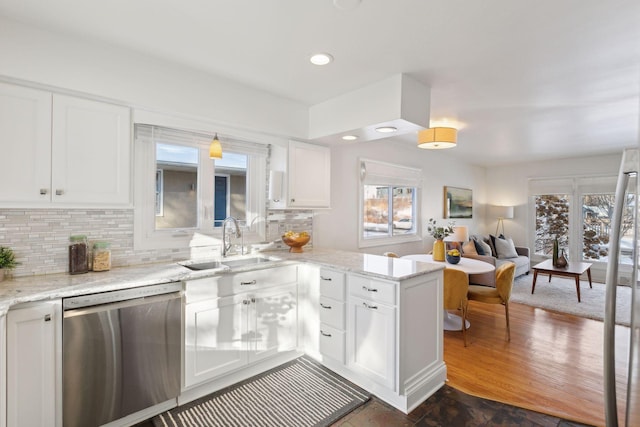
top-left (222, 256), bottom-right (272, 268)
top-left (180, 261), bottom-right (225, 271)
top-left (180, 255), bottom-right (277, 271)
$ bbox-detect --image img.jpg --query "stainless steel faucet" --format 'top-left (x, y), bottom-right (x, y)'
top-left (222, 216), bottom-right (241, 257)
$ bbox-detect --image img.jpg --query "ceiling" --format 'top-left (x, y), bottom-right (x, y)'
top-left (1, 0), bottom-right (639, 166)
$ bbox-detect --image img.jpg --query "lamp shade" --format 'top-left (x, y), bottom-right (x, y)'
top-left (493, 205), bottom-right (514, 219)
top-left (417, 127), bottom-right (457, 149)
top-left (444, 225), bottom-right (469, 242)
top-left (209, 133), bottom-right (223, 159)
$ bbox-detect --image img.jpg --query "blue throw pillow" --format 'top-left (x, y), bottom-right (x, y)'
top-left (473, 239), bottom-right (486, 255)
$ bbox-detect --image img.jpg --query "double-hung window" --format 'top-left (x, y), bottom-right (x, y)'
top-left (359, 159), bottom-right (421, 247)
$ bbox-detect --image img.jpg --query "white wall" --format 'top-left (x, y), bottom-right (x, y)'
top-left (314, 139), bottom-right (487, 256)
top-left (0, 17), bottom-right (308, 139)
top-left (485, 153), bottom-right (623, 249)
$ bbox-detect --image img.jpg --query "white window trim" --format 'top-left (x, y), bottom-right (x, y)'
top-left (528, 174), bottom-right (625, 267)
top-left (134, 124), bottom-right (267, 251)
top-left (358, 158), bottom-right (422, 248)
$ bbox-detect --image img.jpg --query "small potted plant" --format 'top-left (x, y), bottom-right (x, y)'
top-left (427, 218), bottom-right (455, 261)
top-left (0, 246), bottom-right (19, 281)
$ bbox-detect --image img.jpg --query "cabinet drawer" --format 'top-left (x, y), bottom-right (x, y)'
top-left (319, 324), bottom-right (345, 363)
top-left (348, 275), bottom-right (396, 305)
top-left (319, 268), bottom-right (345, 300)
top-left (231, 265), bottom-right (297, 293)
top-left (185, 265), bottom-right (297, 303)
top-left (319, 296), bottom-right (345, 330)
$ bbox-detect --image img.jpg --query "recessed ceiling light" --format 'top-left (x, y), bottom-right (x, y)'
top-left (342, 135), bottom-right (358, 141)
top-left (375, 126), bottom-right (397, 133)
top-left (310, 53), bottom-right (333, 66)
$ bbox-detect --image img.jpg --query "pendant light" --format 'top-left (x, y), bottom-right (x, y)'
top-left (417, 127), bottom-right (457, 149)
top-left (209, 133), bottom-right (223, 159)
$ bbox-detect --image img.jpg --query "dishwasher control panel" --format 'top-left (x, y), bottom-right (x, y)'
top-left (63, 281), bottom-right (182, 310)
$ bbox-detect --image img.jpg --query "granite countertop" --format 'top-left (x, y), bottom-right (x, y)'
top-left (0, 248), bottom-right (443, 315)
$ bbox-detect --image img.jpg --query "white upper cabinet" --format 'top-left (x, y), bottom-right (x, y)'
top-left (287, 140), bottom-right (331, 208)
top-left (51, 95), bottom-right (131, 206)
top-left (0, 83), bottom-right (131, 207)
top-left (0, 82), bottom-right (52, 204)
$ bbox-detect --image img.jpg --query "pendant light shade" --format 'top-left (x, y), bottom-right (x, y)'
top-left (209, 133), bottom-right (223, 159)
top-left (417, 127), bottom-right (457, 149)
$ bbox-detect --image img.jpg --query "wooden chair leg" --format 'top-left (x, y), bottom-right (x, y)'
top-left (505, 302), bottom-right (510, 341)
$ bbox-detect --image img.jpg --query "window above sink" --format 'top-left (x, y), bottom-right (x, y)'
top-left (134, 124), bottom-right (268, 251)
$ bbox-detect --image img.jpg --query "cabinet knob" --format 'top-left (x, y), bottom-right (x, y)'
top-left (251, 297), bottom-right (256, 303)
top-left (290, 198), bottom-right (295, 203)
top-left (55, 189), bottom-right (64, 196)
top-left (39, 188), bottom-right (49, 195)
top-left (44, 314), bottom-right (51, 322)
top-left (243, 300), bottom-right (250, 305)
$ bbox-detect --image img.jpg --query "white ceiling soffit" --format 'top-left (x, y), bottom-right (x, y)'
top-left (308, 74), bottom-right (430, 144)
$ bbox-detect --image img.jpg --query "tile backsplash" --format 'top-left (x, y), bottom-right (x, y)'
top-left (0, 208), bottom-right (313, 277)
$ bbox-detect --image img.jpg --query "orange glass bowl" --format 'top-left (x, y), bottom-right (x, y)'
top-left (282, 234), bottom-right (311, 253)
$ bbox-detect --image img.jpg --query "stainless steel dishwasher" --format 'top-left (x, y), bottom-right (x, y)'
top-left (62, 282), bottom-right (182, 427)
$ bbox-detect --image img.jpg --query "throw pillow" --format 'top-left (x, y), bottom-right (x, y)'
top-left (472, 239), bottom-right (485, 255)
top-left (488, 235), bottom-right (500, 257)
top-left (462, 240), bottom-right (477, 255)
top-left (494, 236), bottom-right (519, 259)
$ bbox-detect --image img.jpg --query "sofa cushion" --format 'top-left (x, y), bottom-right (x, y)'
top-left (494, 236), bottom-right (519, 259)
top-left (462, 240), bottom-right (477, 255)
top-left (476, 238), bottom-right (492, 256)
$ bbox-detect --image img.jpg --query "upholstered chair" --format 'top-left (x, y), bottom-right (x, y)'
top-left (467, 262), bottom-right (516, 341)
top-left (443, 268), bottom-right (470, 346)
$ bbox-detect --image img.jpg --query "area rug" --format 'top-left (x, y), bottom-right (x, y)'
top-left (510, 274), bottom-right (631, 326)
top-left (152, 356), bottom-right (370, 427)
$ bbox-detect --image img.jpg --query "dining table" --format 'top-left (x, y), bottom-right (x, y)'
top-left (402, 254), bottom-right (496, 331)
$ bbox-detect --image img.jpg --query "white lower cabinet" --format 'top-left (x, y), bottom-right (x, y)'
top-left (184, 269), bottom-right (298, 389)
top-left (6, 301), bottom-right (61, 427)
top-left (347, 295), bottom-right (396, 389)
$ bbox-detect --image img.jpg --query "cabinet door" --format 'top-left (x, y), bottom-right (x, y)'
top-left (287, 140), bottom-right (330, 208)
top-left (7, 301), bottom-right (61, 427)
top-left (347, 296), bottom-right (396, 390)
top-left (0, 83), bottom-right (52, 204)
top-left (51, 95), bottom-right (131, 205)
top-left (250, 284), bottom-right (298, 363)
top-left (184, 295), bottom-right (249, 388)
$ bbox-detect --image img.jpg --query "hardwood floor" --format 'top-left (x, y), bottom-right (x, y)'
top-left (444, 300), bottom-right (630, 427)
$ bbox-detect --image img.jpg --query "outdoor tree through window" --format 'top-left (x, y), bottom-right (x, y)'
top-left (534, 194), bottom-right (570, 256)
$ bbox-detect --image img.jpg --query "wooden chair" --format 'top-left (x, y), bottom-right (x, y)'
top-left (444, 268), bottom-right (469, 346)
top-left (467, 262), bottom-right (516, 341)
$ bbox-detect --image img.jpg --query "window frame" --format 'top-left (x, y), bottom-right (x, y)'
top-left (358, 158), bottom-right (422, 248)
top-left (134, 124), bottom-right (267, 251)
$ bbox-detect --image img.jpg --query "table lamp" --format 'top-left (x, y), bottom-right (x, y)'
top-left (445, 225), bottom-right (469, 250)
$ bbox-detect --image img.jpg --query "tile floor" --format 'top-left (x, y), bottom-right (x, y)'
top-left (137, 384), bottom-right (593, 427)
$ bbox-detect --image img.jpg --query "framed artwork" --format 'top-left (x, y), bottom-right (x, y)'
top-left (444, 186), bottom-right (472, 219)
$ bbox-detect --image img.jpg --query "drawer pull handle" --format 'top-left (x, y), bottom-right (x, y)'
top-left (44, 314), bottom-right (51, 322)
top-left (362, 286), bottom-right (378, 292)
top-left (40, 188), bottom-right (48, 195)
top-left (320, 276), bottom-right (332, 281)
top-left (241, 280), bottom-right (257, 285)
top-left (320, 330), bottom-right (332, 337)
top-left (363, 302), bottom-right (378, 310)
top-left (320, 303), bottom-right (332, 309)
top-left (55, 189), bottom-right (64, 196)
top-left (243, 299), bottom-right (250, 305)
